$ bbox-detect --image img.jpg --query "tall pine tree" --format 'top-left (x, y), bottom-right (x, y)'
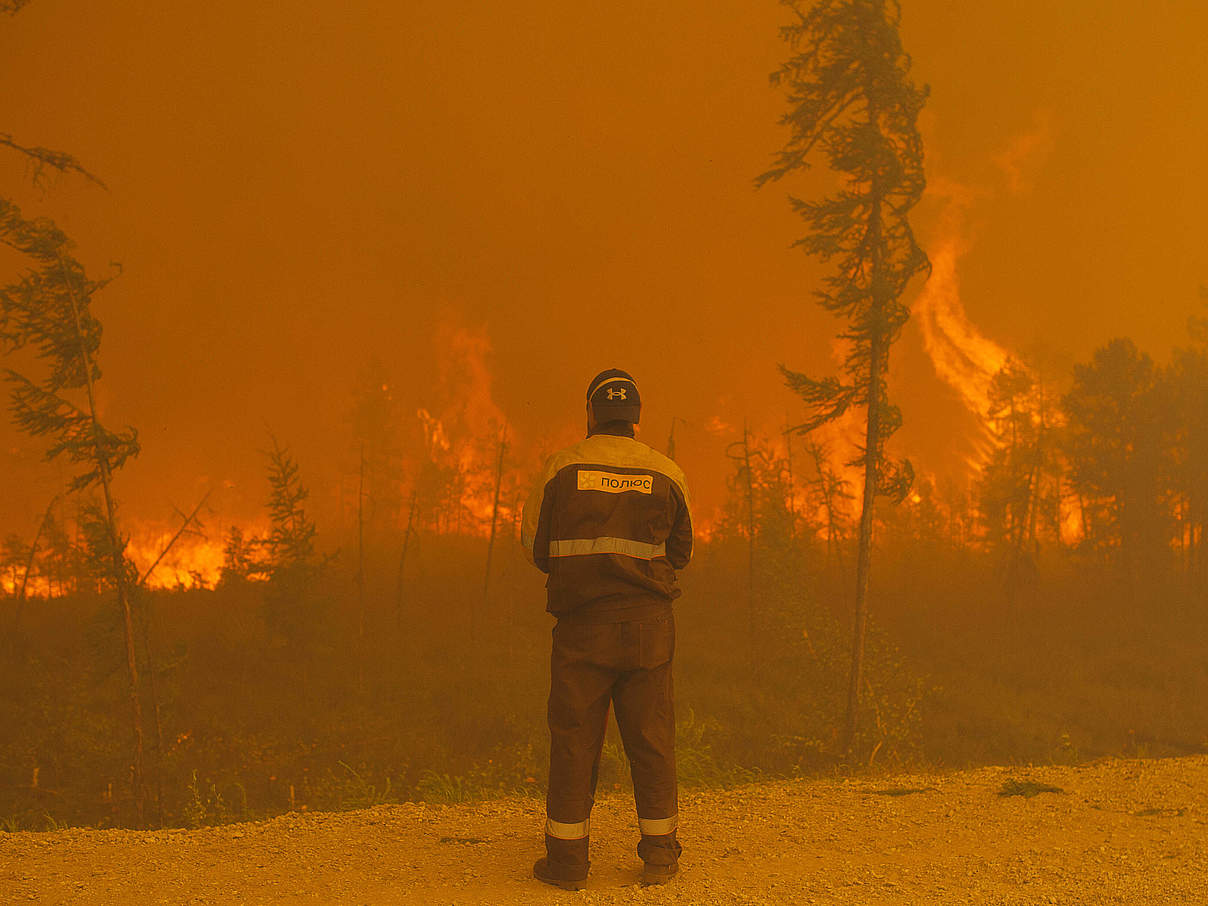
top-left (0, 208), bottom-right (146, 820)
top-left (758, 0), bottom-right (929, 755)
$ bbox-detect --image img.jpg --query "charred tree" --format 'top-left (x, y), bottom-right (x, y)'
top-left (759, 0), bottom-right (929, 757)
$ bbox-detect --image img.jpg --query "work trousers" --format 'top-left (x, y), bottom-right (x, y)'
top-left (544, 613), bottom-right (680, 869)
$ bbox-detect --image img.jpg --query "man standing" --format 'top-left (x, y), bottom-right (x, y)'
top-left (522, 368), bottom-right (693, 889)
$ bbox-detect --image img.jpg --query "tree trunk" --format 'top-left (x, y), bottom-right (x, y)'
top-left (11, 495), bottom-right (58, 644)
top-left (60, 256), bottom-right (146, 827)
top-left (742, 420), bottom-right (757, 671)
top-left (395, 489), bottom-right (417, 633)
top-left (845, 327), bottom-right (882, 758)
top-left (356, 445), bottom-right (366, 695)
top-left (844, 171), bottom-right (886, 759)
top-left (135, 591), bottom-right (165, 827)
top-left (480, 434), bottom-right (506, 644)
top-left (784, 424), bottom-right (796, 541)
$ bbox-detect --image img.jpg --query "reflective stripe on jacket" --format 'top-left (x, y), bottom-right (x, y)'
top-left (521, 428), bottom-right (692, 618)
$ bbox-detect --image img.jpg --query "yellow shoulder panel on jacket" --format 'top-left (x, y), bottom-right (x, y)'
top-left (577, 435), bottom-right (692, 516)
top-left (522, 435), bottom-right (693, 557)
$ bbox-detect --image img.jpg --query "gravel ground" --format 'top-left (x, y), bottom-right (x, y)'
top-left (2, 755), bottom-right (1206, 904)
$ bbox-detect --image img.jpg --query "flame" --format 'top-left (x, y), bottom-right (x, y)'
top-left (0, 520), bottom-right (269, 596)
top-left (0, 572), bottom-right (51, 598)
top-left (416, 407), bottom-right (451, 455)
top-left (433, 321), bottom-right (509, 438)
top-left (915, 235), bottom-right (1010, 449)
top-left (915, 119), bottom-right (1053, 467)
top-left (404, 320), bottom-right (518, 537)
top-left (1059, 501), bottom-right (1084, 547)
top-left (126, 522), bottom-right (268, 590)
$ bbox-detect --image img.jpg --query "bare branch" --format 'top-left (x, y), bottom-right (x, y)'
top-left (0, 133), bottom-right (107, 190)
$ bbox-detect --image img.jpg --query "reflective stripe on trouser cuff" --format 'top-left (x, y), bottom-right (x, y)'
top-left (546, 817), bottom-right (590, 840)
top-left (638, 814), bottom-right (678, 836)
top-left (547, 537), bottom-right (666, 560)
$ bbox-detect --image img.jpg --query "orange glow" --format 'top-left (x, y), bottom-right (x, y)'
top-left (126, 523), bottom-right (268, 590)
top-left (0, 573), bottom-right (51, 598)
top-left (407, 323), bottom-right (517, 537)
top-left (915, 235), bottom-right (1010, 459)
top-left (1059, 498), bottom-right (1085, 547)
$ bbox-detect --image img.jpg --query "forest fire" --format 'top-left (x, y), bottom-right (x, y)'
top-left (915, 234), bottom-right (1011, 461)
top-left (5, 4), bottom-right (1208, 891)
top-left (408, 323), bottom-right (520, 538)
top-left (126, 528), bottom-right (251, 591)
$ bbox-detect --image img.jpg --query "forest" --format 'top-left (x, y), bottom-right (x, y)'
top-left (2, 317), bottom-right (1206, 830)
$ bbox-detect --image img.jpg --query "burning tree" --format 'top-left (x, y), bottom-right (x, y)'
top-left (758, 0), bottom-right (929, 755)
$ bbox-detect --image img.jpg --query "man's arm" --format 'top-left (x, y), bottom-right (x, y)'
top-left (665, 480), bottom-right (693, 570)
top-left (521, 458), bottom-right (558, 573)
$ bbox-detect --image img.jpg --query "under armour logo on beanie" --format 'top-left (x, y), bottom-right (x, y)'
top-left (587, 368), bottom-right (641, 424)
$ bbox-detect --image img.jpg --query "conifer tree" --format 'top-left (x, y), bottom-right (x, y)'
top-left (263, 437), bottom-right (317, 575)
top-left (2, 7), bottom-right (151, 821)
top-left (1062, 338), bottom-right (1168, 574)
top-left (0, 207), bottom-right (145, 820)
top-left (257, 438), bottom-right (323, 647)
top-left (976, 359), bottom-right (1062, 598)
top-left (759, 0), bottom-right (929, 755)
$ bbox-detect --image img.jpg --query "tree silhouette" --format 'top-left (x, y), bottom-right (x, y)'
top-left (263, 437), bottom-right (317, 575)
top-left (1062, 338), bottom-right (1169, 578)
top-left (1166, 293), bottom-right (1208, 585)
top-left (758, 0), bottom-right (929, 755)
top-left (976, 359), bottom-right (1062, 600)
top-left (2, 126), bottom-right (146, 822)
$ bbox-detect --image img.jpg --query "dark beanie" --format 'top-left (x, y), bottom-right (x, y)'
top-left (586, 368), bottom-right (641, 424)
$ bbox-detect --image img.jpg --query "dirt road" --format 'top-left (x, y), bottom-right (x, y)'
top-left (3, 755), bottom-right (1206, 904)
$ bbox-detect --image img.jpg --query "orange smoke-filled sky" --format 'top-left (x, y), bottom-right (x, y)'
top-left (1, 0), bottom-right (1206, 536)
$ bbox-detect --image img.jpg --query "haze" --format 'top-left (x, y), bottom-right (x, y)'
top-left (2, 0), bottom-right (1205, 538)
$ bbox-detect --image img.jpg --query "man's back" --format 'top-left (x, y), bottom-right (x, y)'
top-left (522, 425), bottom-right (693, 621)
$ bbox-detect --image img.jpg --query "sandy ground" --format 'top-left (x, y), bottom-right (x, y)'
top-left (3, 755), bottom-right (1206, 905)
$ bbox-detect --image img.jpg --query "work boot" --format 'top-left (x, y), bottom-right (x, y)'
top-left (637, 831), bottom-right (682, 886)
top-left (534, 833), bottom-right (589, 890)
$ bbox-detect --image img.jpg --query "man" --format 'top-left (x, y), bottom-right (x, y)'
top-left (521, 368), bottom-right (693, 890)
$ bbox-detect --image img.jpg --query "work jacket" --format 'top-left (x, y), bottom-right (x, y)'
top-left (522, 423), bottom-right (693, 622)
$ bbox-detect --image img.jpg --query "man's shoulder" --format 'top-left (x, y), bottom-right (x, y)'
top-left (571, 435), bottom-right (689, 491)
